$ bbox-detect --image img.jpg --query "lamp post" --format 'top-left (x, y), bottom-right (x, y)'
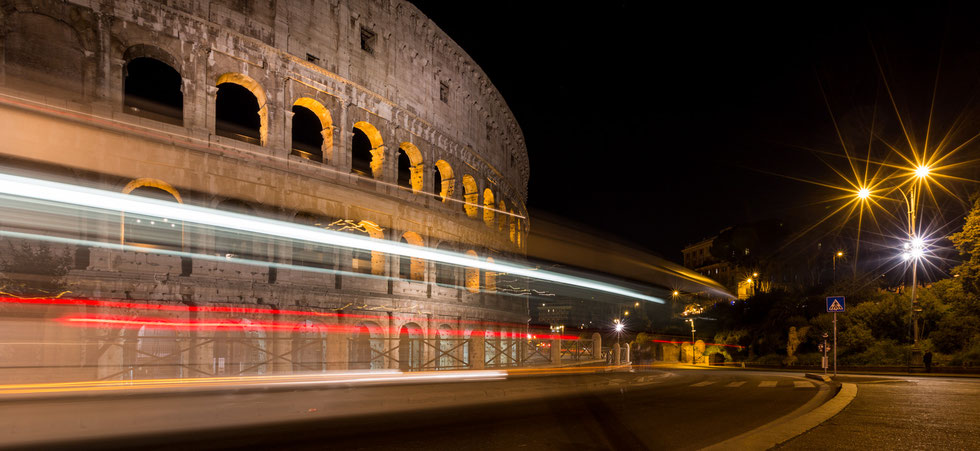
top-left (686, 318), bottom-right (696, 364)
top-left (902, 166), bottom-right (929, 368)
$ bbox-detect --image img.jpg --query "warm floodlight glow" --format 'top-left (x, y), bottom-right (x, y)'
top-left (856, 187), bottom-right (870, 199)
top-left (746, 278), bottom-right (753, 283)
top-left (836, 251), bottom-right (843, 257)
top-left (914, 165), bottom-right (930, 178)
top-left (672, 291), bottom-right (679, 296)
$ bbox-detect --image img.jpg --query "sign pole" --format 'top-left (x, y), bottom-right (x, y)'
top-left (826, 296), bottom-right (844, 378)
top-left (833, 312), bottom-right (837, 376)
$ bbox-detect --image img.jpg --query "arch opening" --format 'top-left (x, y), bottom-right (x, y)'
top-left (397, 143), bottom-right (424, 192)
top-left (465, 250), bottom-right (480, 293)
top-left (216, 82), bottom-right (261, 144)
top-left (124, 57), bottom-right (183, 125)
top-left (433, 160), bottom-right (455, 202)
top-left (348, 322), bottom-right (384, 370)
top-left (399, 231), bottom-right (425, 281)
top-left (351, 122), bottom-right (384, 178)
top-left (398, 323), bottom-right (423, 371)
top-left (485, 257), bottom-right (497, 292)
top-left (462, 175), bottom-right (479, 218)
top-left (123, 182), bottom-right (182, 250)
top-left (291, 105), bottom-right (324, 162)
top-left (483, 188), bottom-right (495, 226)
top-left (292, 320), bottom-right (326, 372)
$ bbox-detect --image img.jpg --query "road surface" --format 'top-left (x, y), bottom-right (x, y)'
top-left (3, 367), bottom-right (832, 450)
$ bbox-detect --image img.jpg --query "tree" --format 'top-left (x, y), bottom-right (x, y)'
top-left (950, 194), bottom-right (980, 296)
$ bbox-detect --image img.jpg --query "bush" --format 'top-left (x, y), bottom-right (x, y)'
top-left (950, 339), bottom-right (980, 367)
top-left (841, 339), bottom-right (906, 365)
top-left (754, 353), bottom-right (784, 366)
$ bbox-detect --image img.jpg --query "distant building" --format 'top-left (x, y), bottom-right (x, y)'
top-left (681, 231), bottom-right (745, 297)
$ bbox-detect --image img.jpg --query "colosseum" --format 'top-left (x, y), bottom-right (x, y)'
top-left (0, 0), bottom-right (552, 381)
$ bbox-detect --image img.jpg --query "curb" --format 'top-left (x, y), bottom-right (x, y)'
top-left (804, 373), bottom-right (831, 383)
top-left (702, 382), bottom-right (858, 451)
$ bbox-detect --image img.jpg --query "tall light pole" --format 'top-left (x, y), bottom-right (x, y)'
top-left (902, 166), bottom-right (929, 367)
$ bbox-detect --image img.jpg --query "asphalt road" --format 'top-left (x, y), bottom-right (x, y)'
top-left (779, 374), bottom-right (980, 450)
top-left (3, 368), bottom-right (830, 450)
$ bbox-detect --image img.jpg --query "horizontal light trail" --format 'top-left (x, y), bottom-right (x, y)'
top-left (53, 314), bottom-right (578, 340)
top-left (0, 296), bottom-right (547, 334)
top-left (0, 172), bottom-right (664, 304)
top-left (0, 370), bottom-right (508, 396)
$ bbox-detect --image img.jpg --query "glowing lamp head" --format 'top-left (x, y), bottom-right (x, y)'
top-left (910, 248), bottom-right (924, 259)
top-left (911, 236), bottom-right (924, 250)
top-left (752, 272), bottom-right (759, 278)
top-left (672, 290), bottom-right (679, 296)
top-left (615, 322), bottom-right (624, 332)
top-left (836, 251), bottom-right (843, 257)
top-left (915, 165), bottom-right (930, 178)
top-left (746, 278), bottom-right (753, 283)
top-left (857, 187), bottom-right (870, 199)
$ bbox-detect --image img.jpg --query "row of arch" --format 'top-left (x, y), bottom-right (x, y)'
top-left (115, 319), bottom-right (522, 378)
top-left (116, 46), bottom-right (523, 246)
top-left (122, 179), bottom-right (504, 293)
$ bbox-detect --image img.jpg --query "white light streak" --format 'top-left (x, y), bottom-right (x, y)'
top-left (0, 173), bottom-right (664, 304)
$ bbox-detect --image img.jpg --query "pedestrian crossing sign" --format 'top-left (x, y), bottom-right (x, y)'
top-left (826, 296), bottom-right (845, 312)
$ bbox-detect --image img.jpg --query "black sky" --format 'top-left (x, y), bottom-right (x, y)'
top-left (410, 2), bottom-right (980, 261)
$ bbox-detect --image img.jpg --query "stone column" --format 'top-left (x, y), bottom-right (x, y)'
top-left (592, 332), bottom-right (602, 360)
top-left (469, 332), bottom-right (485, 370)
top-left (550, 336), bottom-right (562, 366)
top-left (325, 312), bottom-right (349, 370)
top-left (270, 311), bottom-right (292, 373)
top-left (613, 342), bottom-right (621, 365)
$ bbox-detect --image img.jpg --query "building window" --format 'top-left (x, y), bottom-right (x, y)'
top-left (439, 81), bottom-right (449, 103)
top-left (216, 83), bottom-right (261, 144)
top-left (360, 27), bottom-right (376, 54)
top-left (291, 105), bottom-right (324, 162)
top-left (124, 57), bottom-right (183, 125)
top-left (306, 53), bottom-right (320, 65)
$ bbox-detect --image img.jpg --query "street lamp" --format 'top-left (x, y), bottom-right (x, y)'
top-left (685, 318), bottom-right (697, 364)
top-left (833, 250), bottom-right (844, 282)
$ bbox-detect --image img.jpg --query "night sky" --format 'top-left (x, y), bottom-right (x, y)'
top-left (410, 2), bottom-right (980, 262)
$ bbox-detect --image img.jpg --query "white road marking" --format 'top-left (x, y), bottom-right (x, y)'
top-left (690, 381), bottom-right (715, 387)
top-left (725, 381), bottom-right (746, 387)
top-left (758, 380), bottom-right (778, 387)
top-left (794, 380), bottom-right (815, 388)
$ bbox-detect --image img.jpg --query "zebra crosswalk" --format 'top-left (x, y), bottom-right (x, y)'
top-left (687, 379), bottom-right (816, 388)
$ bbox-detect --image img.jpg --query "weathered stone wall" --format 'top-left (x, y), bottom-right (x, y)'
top-left (0, 0), bottom-right (532, 368)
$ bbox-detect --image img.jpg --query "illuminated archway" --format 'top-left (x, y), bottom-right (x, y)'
top-left (465, 249), bottom-right (480, 293)
top-left (497, 200), bottom-right (507, 231)
top-left (121, 178), bottom-right (183, 249)
top-left (483, 188), bottom-right (495, 226)
top-left (351, 121), bottom-right (384, 178)
top-left (353, 220), bottom-right (385, 276)
top-left (433, 160), bottom-right (455, 202)
top-left (215, 73), bottom-right (268, 145)
top-left (485, 257), bottom-right (497, 292)
top-left (397, 143), bottom-right (424, 192)
top-left (509, 210), bottom-right (516, 243)
top-left (399, 231), bottom-right (425, 281)
top-left (291, 97), bottom-right (333, 162)
top-left (462, 175), bottom-right (478, 218)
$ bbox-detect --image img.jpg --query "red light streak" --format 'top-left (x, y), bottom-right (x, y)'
top-left (0, 296), bottom-right (542, 332)
top-left (54, 314), bottom-right (577, 340)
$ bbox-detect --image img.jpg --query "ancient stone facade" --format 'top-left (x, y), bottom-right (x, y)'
top-left (0, 0), bottom-right (532, 380)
